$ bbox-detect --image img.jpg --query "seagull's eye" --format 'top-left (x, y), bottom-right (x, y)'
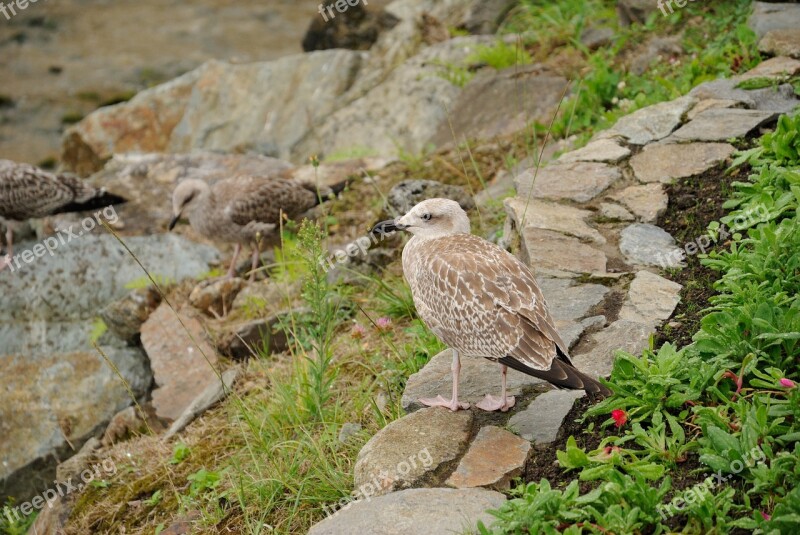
top-left (421, 213), bottom-right (432, 222)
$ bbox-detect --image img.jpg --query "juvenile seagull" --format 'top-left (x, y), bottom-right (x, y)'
top-left (170, 175), bottom-right (347, 281)
top-left (0, 159), bottom-right (126, 271)
top-left (372, 198), bottom-right (611, 412)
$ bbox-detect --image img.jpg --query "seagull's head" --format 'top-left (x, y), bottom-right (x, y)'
top-left (169, 179), bottom-right (209, 231)
top-left (371, 198), bottom-right (471, 240)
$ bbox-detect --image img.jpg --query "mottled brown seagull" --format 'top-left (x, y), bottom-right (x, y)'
top-left (169, 175), bottom-right (348, 281)
top-left (371, 198), bottom-right (611, 412)
top-left (0, 159), bottom-right (126, 271)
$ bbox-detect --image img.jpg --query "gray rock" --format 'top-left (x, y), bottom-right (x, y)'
top-left (619, 271), bottom-right (682, 326)
top-left (338, 423), bottom-right (364, 444)
top-left (518, 228), bottom-right (608, 275)
top-left (629, 36), bottom-right (683, 76)
top-left (619, 223), bottom-right (683, 268)
top-left (508, 390), bottom-right (585, 445)
top-left (689, 78), bottom-right (799, 114)
top-left (430, 66), bottom-right (569, 146)
top-left (571, 319), bottom-right (654, 377)
top-left (387, 179), bottom-right (475, 217)
top-left (617, 0), bottom-right (661, 26)
top-left (749, 2), bottom-right (800, 39)
top-left (402, 349), bottom-right (543, 412)
top-left (580, 27), bottom-right (616, 50)
top-left (597, 96), bottom-right (696, 145)
top-left (514, 162), bottom-right (621, 203)
top-left (739, 56), bottom-right (800, 80)
top-left (505, 197), bottom-right (606, 245)
top-left (309, 488), bottom-right (505, 535)
top-left (462, 0), bottom-right (517, 34)
top-left (216, 314), bottom-right (291, 359)
top-left (687, 99), bottom-right (745, 120)
top-left (669, 108), bottom-right (777, 142)
top-left (100, 286), bottom-right (162, 344)
top-left (536, 278), bottom-right (610, 323)
top-left (630, 142), bottom-right (736, 184)
top-left (557, 139), bottom-right (631, 164)
top-left (446, 426), bottom-right (532, 491)
top-left (760, 29), bottom-right (800, 59)
top-left (165, 368), bottom-right (239, 439)
top-left (611, 183), bottom-right (668, 224)
top-left (598, 202), bottom-right (635, 222)
top-left (354, 408), bottom-right (473, 496)
top-left (560, 316), bottom-right (607, 350)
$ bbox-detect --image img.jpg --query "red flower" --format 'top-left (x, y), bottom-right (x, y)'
top-left (779, 378), bottom-right (796, 389)
top-left (611, 409), bottom-right (628, 428)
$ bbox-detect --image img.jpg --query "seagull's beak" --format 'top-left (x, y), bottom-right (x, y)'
top-left (168, 212), bottom-right (181, 231)
top-left (371, 219), bottom-right (406, 236)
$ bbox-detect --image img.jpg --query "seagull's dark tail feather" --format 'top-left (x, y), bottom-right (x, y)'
top-left (53, 191), bottom-right (128, 215)
top-left (303, 178), bottom-right (354, 206)
top-left (498, 355), bottom-right (612, 397)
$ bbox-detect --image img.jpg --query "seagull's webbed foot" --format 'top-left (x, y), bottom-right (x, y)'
top-left (475, 394), bottom-right (515, 412)
top-left (419, 395), bottom-right (470, 412)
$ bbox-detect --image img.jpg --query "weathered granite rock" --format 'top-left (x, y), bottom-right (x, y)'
top-left (739, 56), bottom-right (800, 80)
top-left (446, 426), bottom-right (531, 491)
top-left (619, 271), bottom-right (682, 326)
top-left (669, 109), bottom-right (777, 142)
top-left (580, 26), bottom-right (616, 50)
top-left (430, 66), bottom-right (569, 146)
top-left (216, 313), bottom-right (291, 359)
top-left (402, 350), bottom-right (543, 412)
top-left (309, 488), bottom-right (505, 535)
top-left (598, 202), bottom-right (635, 222)
top-left (141, 304), bottom-right (221, 421)
top-left (760, 29), bottom-right (800, 59)
top-left (560, 316), bottom-right (607, 349)
top-left (100, 286), bottom-right (162, 344)
top-left (505, 197), bottom-right (606, 244)
top-left (519, 228), bottom-right (608, 275)
top-left (387, 179), bottom-right (475, 217)
top-left (537, 278), bottom-right (610, 323)
top-left (597, 96), bottom-right (696, 145)
top-left (165, 368), bottom-right (239, 438)
top-left (508, 390), bottom-right (585, 445)
top-left (461, 0), bottom-right (517, 34)
top-left (611, 184), bottom-right (668, 224)
top-left (291, 157), bottom-right (393, 188)
top-left (687, 99), bottom-right (744, 120)
top-left (354, 408), bottom-right (473, 496)
top-left (514, 162), bottom-right (621, 203)
top-left (619, 223), bottom-right (683, 268)
top-left (749, 2), bottom-right (800, 39)
top-left (189, 278), bottom-right (247, 317)
top-left (571, 320), bottom-right (654, 377)
top-left (689, 78), bottom-right (798, 114)
top-left (630, 142), bottom-right (736, 184)
top-left (557, 139), bottom-right (631, 164)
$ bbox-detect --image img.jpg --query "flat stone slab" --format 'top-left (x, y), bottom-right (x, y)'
top-left (354, 408), bottom-right (473, 496)
top-left (630, 142), bottom-right (736, 184)
top-left (508, 390), bottom-right (585, 445)
top-left (446, 426), bottom-right (531, 491)
top-left (141, 304), bottom-right (221, 421)
top-left (598, 202), bottom-right (634, 222)
top-left (619, 271), bottom-right (682, 326)
top-left (669, 108), bottom-right (776, 142)
top-left (760, 29), bottom-right (800, 59)
top-left (537, 278), bottom-right (610, 323)
top-left (598, 96), bottom-right (695, 145)
top-left (572, 320), bottom-right (654, 377)
top-left (559, 316), bottom-right (606, 349)
top-left (514, 162), bottom-right (620, 203)
top-left (739, 56), bottom-right (800, 80)
top-left (520, 228), bottom-right (608, 275)
top-left (749, 2), bottom-right (800, 39)
top-left (505, 197), bottom-right (606, 244)
top-left (402, 349), bottom-right (543, 412)
top-left (689, 78), bottom-right (798, 114)
top-left (619, 223), bottom-right (683, 268)
top-left (309, 488), bottom-right (506, 535)
top-left (611, 184), bottom-right (667, 224)
top-left (557, 139), bottom-right (631, 164)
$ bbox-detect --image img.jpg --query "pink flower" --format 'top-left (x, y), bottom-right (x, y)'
top-left (375, 317), bottom-right (392, 332)
top-left (611, 409), bottom-right (628, 429)
top-left (760, 511), bottom-right (771, 521)
top-left (350, 323), bottom-right (367, 340)
top-left (779, 378), bottom-right (796, 389)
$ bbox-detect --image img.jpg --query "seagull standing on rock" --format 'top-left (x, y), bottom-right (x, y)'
top-left (170, 175), bottom-right (348, 281)
top-left (371, 198), bottom-right (612, 412)
top-left (0, 159), bottom-right (126, 271)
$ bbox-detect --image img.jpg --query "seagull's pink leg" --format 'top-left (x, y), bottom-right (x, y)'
top-left (0, 226), bottom-right (13, 271)
top-left (249, 245), bottom-right (260, 283)
top-left (226, 243), bottom-right (242, 279)
top-left (419, 349), bottom-right (470, 411)
top-left (476, 364), bottom-right (516, 412)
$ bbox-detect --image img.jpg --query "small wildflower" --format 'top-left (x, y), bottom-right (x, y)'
top-left (611, 96), bottom-right (619, 105)
top-left (617, 81), bottom-right (626, 91)
top-left (779, 378), bottom-right (796, 389)
top-left (350, 323), bottom-right (367, 340)
top-left (760, 511), bottom-right (771, 521)
top-left (611, 409), bottom-right (628, 428)
top-left (309, 155), bottom-right (320, 168)
top-left (375, 317), bottom-right (392, 332)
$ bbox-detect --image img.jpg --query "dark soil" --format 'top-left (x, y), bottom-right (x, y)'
top-left (654, 161), bottom-right (751, 348)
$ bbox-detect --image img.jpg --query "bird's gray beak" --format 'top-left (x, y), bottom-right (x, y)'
top-left (371, 219), bottom-right (406, 236)
top-left (168, 213), bottom-right (181, 231)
